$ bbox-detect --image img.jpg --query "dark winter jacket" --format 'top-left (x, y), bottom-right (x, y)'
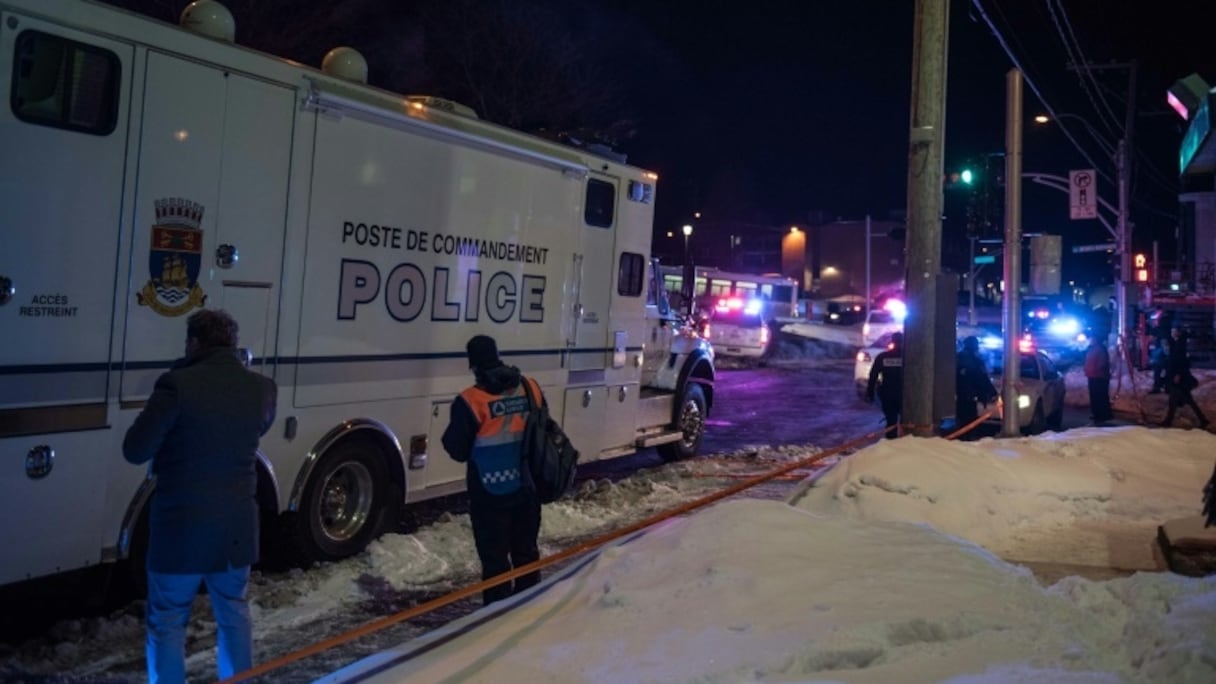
top-left (443, 364), bottom-right (544, 506)
top-left (866, 347), bottom-right (904, 403)
top-left (1083, 343), bottom-right (1110, 379)
top-left (1165, 334), bottom-right (1198, 391)
top-left (1149, 343), bottom-right (1167, 369)
top-left (956, 349), bottom-right (998, 404)
top-left (123, 347), bottom-right (277, 573)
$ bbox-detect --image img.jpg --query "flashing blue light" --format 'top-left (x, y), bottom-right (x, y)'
top-left (1047, 317), bottom-right (1080, 338)
top-left (883, 298), bottom-right (908, 322)
top-left (980, 335), bottom-right (1004, 350)
top-left (743, 299), bottom-right (763, 316)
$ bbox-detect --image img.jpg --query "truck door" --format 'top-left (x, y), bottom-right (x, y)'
top-left (208, 74), bottom-right (292, 370)
top-left (121, 53), bottom-right (291, 398)
top-left (0, 19), bottom-right (131, 415)
top-left (0, 15), bottom-right (132, 585)
top-left (570, 175), bottom-right (618, 370)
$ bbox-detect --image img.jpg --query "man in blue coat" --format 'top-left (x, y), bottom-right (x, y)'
top-left (124, 309), bottom-right (277, 683)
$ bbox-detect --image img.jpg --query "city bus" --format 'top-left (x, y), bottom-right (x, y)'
top-left (659, 266), bottom-right (800, 319)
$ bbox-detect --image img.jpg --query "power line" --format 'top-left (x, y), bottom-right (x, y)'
top-left (1047, 0), bottom-right (1122, 136)
top-left (1134, 148), bottom-right (1179, 196)
top-left (971, 0), bottom-right (1113, 185)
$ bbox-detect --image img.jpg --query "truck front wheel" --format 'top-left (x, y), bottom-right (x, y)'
top-left (658, 383), bottom-right (707, 462)
top-left (290, 439), bottom-right (400, 564)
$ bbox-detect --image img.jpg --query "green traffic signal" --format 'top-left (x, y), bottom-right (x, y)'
top-left (960, 169), bottom-right (974, 185)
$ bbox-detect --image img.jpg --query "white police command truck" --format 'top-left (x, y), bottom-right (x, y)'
top-left (0, 0), bottom-right (714, 590)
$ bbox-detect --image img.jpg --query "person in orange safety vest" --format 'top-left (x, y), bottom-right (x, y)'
top-left (442, 334), bottom-right (544, 605)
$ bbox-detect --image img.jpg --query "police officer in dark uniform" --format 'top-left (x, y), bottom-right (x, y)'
top-left (956, 335), bottom-right (998, 432)
top-left (866, 332), bottom-right (904, 438)
top-left (442, 335), bottom-right (545, 605)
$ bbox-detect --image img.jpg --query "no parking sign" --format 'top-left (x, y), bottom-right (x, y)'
top-left (1069, 169), bottom-right (1097, 220)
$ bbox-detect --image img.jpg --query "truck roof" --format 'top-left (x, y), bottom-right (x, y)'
top-left (9, 0), bottom-right (653, 179)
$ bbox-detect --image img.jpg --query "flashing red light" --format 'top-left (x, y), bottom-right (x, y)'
top-left (1017, 335), bottom-right (1034, 353)
top-left (702, 323), bottom-right (711, 339)
top-left (714, 297), bottom-right (745, 312)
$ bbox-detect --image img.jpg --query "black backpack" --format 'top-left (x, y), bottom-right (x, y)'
top-left (519, 379), bottom-right (579, 503)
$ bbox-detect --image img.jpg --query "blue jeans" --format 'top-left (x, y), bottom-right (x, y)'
top-left (146, 565), bottom-right (252, 683)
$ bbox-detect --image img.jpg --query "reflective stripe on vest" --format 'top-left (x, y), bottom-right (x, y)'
top-left (459, 377), bottom-right (542, 494)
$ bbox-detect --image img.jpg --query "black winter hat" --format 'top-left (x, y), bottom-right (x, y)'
top-left (466, 335), bottom-right (501, 370)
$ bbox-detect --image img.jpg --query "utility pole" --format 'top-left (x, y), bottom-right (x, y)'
top-left (968, 235), bottom-right (977, 325)
top-left (1065, 60), bottom-right (1137, 346)
top-left (902, 0), bottom-right (950, 436)
top-left (1002, 69), bottom-right (1023, 438)
top-left (1117, 62), bottom-right (1137, 362)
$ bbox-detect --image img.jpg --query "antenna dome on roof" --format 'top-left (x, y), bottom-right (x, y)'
top-left (180, 0), bottom-right (235, 42)
top-left (322, 47), bottom-right (368, 84)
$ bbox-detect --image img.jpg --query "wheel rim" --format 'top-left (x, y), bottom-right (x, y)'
top-left (677, 397), bottom-right (704, 449)
top-left (317, 460), bottom-right (375, 543)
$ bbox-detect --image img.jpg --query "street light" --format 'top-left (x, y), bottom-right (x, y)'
top-left (1034, 113), bottom-right (1115, 158)
top-left (678, 224), bottom-right (695, 313)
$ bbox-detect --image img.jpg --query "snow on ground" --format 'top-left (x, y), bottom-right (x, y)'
top-left (796, 427), bottom-right (1214, 569)
top-left (4, 371), bottom-right (1216, 683)
top-left (323, 426), bottom-right (1216, 684)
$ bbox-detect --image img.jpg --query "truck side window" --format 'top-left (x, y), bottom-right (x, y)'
top-left (10, 30), bottom-right (120, 135)
top-left (618, 252), bottom-right (644, 297)
top-left (584, 178), bottom-right (615, 228)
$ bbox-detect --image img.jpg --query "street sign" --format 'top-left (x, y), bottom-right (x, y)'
top-left (973, 254), bottom-right (996, 264)
top-left (1069, 169), bottom-right (1098, 220)
top-left (1071, 243), bottom-right (1116, 254)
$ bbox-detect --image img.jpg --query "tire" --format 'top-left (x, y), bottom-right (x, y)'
top-left (1025, 401), bottom-right (1047, 435)
top-left (291, 439), bottom-right (398, 564)
top-left (657, 383), bottom-right (707, 462)
top-left (1046, 402), bottom-right (1064, 431)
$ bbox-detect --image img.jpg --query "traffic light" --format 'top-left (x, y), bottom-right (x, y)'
top-left (945, 168), bottom-right (976, 189)
top-left (1135, 253), bottom-right (1149, 283)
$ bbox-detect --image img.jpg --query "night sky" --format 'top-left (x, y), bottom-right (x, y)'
top-left (105, 0), bottom-right (1216, 286)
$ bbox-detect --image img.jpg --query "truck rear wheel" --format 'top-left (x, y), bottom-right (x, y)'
top-left (291, 439), bottom-right (399, 564)
top-left (658, 383), bottom-right (706, 462)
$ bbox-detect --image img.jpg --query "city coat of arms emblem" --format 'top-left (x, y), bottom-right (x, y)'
top-left (136, 198), bottom-right (207, 317)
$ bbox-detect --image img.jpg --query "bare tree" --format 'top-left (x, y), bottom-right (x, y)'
top-left (96, 0), bottom-right (664, 147)
top-left (409, 0), bottom-right (633, 134)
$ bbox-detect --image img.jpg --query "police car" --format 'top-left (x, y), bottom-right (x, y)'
top-left (1021, 300), bottom-right (1090, 369)
top-left (861, 299), bottom-right (906, 346)
top-left (986, 338), bottom-right (1068, 434)
top-left (703, 296), bottom-right (771, 359)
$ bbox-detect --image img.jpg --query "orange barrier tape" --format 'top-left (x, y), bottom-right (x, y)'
top-left (943, 406), bottom-right (1000, 440)
top-left (221, 425), bottom-right (892, 682)
top-left (686, 471), bottom-right (815, 481)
